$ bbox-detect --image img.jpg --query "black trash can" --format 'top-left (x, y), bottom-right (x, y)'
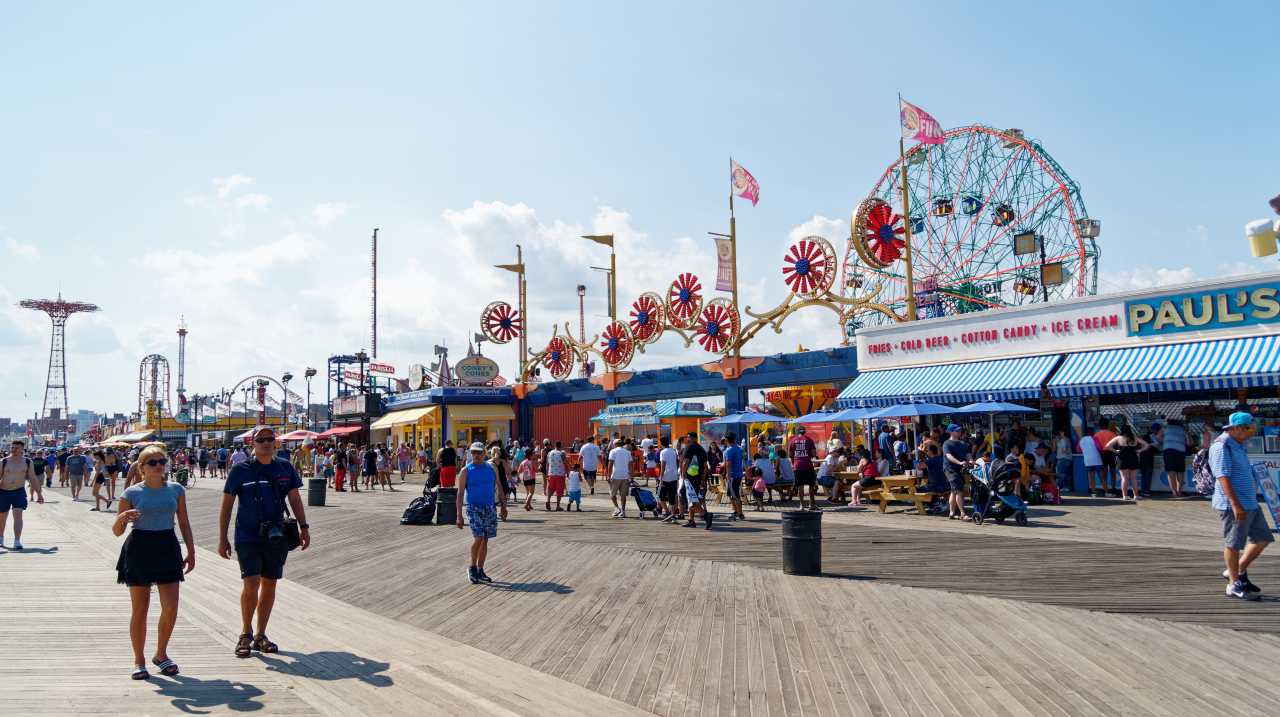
top-left (307, 478), bottom-right (326, 507)
top-left (436, 487), bottom-right (458, 526)
top-left (781, 510), bottom-right (821, 576)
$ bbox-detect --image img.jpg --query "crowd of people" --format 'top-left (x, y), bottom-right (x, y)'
top-left (1, 403), bottom-right (1272, 683)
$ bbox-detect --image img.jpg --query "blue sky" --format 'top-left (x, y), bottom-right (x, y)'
top-left (1, 1), bottom-right (1277, 420)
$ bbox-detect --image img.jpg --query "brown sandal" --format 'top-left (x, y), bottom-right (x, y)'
top-left (235, 633), bottom-right (253, 658)
top-left (252, 634), bottom-right (278, 653)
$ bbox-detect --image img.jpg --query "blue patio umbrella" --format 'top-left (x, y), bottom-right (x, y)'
top-left (955, 398), bottom-right (1038, 457)
top-left (864, 401), bottom-right (956, 419)
top-left (790, 409), bottom-right (839, 424)
top-left (863, 401), bottom-right (958, 459)
top-left (703, 410), bottom-right (789, 426)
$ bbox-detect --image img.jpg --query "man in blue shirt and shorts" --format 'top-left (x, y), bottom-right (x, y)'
top-left (457, 442), bottom-right (508, 584)
top-left (218, 426), bottom-right (311, 657)
top-left (723, 433), bottom-right (746, 521)
top-left (1211, 412), bottom-right (1272, 600)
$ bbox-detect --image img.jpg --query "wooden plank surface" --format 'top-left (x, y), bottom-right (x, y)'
top-left (2, 490), bottom-right (651, 717)
top-left (17, 478), bottom-right (1280, 716)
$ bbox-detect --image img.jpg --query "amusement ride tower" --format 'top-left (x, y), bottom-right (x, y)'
top-left (19, 293), bottom-right (100, 420)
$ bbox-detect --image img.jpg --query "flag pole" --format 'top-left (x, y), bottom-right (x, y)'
top-left (729, 157), bottom-right (740, 361)
top-left (897, 97), bottom-right (918, 321)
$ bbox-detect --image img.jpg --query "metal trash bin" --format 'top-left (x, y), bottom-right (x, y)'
top-left (307, 478), bottom-right (326, 507)
top-left (781, 510), bottom-right (821, 576)
top-left (436, 487), bottom-right (458, 525)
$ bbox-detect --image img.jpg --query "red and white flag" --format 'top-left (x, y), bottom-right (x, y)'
top-left (900, 98), bottom-right (944, 145)
top-left (730, 159), bottom-right (759, 206)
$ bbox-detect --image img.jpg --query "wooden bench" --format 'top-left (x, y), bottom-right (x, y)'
top-left (866, 475), bottom-right (935, 514)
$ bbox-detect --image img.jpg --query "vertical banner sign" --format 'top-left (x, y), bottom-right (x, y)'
top-left (715, 236), bottom-right (734, 292)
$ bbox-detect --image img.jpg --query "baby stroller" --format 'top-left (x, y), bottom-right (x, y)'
top-left (969, 459), bottom-right (1028, 526)
top-left (630, 479), bottom-right (662, 519)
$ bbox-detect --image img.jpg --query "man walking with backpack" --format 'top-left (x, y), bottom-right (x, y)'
top-left (1211, 412), bottom-right (1271, 600)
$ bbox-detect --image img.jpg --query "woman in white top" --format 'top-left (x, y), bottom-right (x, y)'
top-left (1079, 428), bottom-right (1104, 496)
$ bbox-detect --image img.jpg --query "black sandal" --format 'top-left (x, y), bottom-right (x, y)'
top-left (131, 665), bottom-right (151, 680)
top-left (253, 633), bottom-right (279, 654)
top-left (152, 657), bottom-right (180, 676)
top-left (235, 632), bottom-right (253, 658)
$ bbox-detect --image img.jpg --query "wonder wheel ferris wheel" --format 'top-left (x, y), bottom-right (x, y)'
top-left (843, 125), bottom-right (1100, 324)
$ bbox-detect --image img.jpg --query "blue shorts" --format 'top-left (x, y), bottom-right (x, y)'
top-left (568, 489), bottom-right (582, 502)
top-left (0, 488), bottom-right (27, 513)
top-left (466, 504), bottom-right (498, 539)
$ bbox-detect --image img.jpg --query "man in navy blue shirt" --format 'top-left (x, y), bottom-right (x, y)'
top-left (218, 425), bottom-right (311, 657)
top-left (723, 433), bottom-right (746, 521)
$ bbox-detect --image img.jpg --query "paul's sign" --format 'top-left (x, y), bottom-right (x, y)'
top-left (1126, 281), bottom-right (1280, 337)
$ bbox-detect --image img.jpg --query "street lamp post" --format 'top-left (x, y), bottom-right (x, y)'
top-left (304, 368), bottom-right (317, 430)
top-left (583, 234), bottom-right (616, 321)
top-left (354, 350), bottom-right (369, 441)
top-left (282, 372), bottom-right (294, 428)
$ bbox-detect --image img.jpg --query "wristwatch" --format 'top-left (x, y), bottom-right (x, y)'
top-left (300, 523), bottom-right (310, 529)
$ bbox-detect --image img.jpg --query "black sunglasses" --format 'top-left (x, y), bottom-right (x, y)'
top-left (146, 458), bottom-right (169, 467)
top-left (254, 436), bottom-right (275, 443)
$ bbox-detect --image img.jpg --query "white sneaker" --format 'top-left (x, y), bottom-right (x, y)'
top-left (611, 509), bottom-right (621, 518)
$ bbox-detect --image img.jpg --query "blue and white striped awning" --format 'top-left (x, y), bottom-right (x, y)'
top-left (836, 354), bottom-right (1061, 408)
top-left (1047, 335), bottom-right (1280, 397)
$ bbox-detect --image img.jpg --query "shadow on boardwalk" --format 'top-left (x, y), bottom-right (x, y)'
top-left (151, 674), bottom-right (268, 714)
top-left (259, 650), bottom-right (394, 687)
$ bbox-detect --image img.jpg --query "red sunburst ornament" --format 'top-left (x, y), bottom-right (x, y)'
top-left (854, 198), bottom-right (907, 268)
top-left (782, 236), bottom-right (837, 297)
top-left (480, 301), bottom-right (522, 344)
top-left (598, 321), bottom-right (635, 369)
top-left (628, 292), bottom-right (665, 344)
top-left (666, 273), bottom-right (704, 329)
top-left (542, 337), bottom-right (575, 380)
top-left (695, 298), bottom-right (740, 354)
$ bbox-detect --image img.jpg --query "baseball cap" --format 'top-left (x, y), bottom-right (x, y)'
top-left (1228, 411), bottom-right (1254, 427)
top-left (251, 426), bottom-right (275, 439)
top-left (469, 441), bottom-right (486, 452)
top-left (947, 424), bottom-right (962, 433)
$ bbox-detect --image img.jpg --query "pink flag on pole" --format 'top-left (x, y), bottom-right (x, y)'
top-left (900, 98), bottom-right (944, 145)
top-left (730, 159), bottom-right (760, 206)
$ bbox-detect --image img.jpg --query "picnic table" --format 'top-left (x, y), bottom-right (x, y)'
top-left (838, 471), bottom-right (935, 514)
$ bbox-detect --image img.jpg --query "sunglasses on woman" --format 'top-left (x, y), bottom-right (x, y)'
top-left (146, 458), bottom-right (169, 467)
top-left (254, 436), bottom-right (275, 443)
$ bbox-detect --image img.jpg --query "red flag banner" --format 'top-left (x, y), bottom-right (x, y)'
top-left (900, 98), bottom-right (944, 145)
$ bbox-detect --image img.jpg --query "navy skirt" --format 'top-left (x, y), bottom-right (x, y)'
top-left (116, 529), bottom-right (184, 587)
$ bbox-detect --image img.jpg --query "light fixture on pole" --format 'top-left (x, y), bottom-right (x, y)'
top-left (576, 284), bottom-right (586, 343)
top-left (282, 372), bottom-right (294, 426)
top-left (304, 368), bottom-right (317, 430)
top-left (494, 246), bottom-right (527, 381)
top-left (582, 234), bottom-right (616, 321)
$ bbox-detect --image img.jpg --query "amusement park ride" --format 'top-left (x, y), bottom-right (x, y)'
top-left (481, 124), bottom-right (1101, 398)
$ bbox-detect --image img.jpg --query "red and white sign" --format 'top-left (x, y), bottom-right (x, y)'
top-left (369, 362), bottom-right (395, 376)
top-left (857, 296), bottom-right (1128, 370)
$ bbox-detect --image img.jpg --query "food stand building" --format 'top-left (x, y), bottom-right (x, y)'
top-left (836, 272), bottom-right (1280, 493)
top-left (377, 386), bottom-right (514, 450)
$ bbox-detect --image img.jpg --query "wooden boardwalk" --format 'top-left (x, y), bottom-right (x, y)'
top-left (2, 491), bottom-right (649, 716)
top-left (157, 479), bottom-right (1280, 714)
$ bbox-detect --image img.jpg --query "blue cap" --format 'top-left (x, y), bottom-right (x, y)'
top-left (1228, 411), bottom-right (1254, 427)
top-left (947, 424), bottom-right (962, 433)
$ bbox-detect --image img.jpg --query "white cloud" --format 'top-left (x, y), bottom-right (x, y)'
top-left (214, 174), bottom-right (254, 199)
top-left (234, 192), bottom-right (272, 210)
top-left (3, 237), bottom-right (39, 259)
top-left (1099, 266), bottom-right (1198, 292)
top-left (312, 202), bottom-right (351, 226)
top-left (142, 232), bottom-right (315, 289)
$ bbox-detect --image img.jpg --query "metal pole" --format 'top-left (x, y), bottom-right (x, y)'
top-left (517, 245), bottom-right (527, 382)
top-left (609, 245), bottom-right (617, 322)
top-left (899, 137), bottom-right (917, 321)
top-left (371, 228), bottom-right (379, 359)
